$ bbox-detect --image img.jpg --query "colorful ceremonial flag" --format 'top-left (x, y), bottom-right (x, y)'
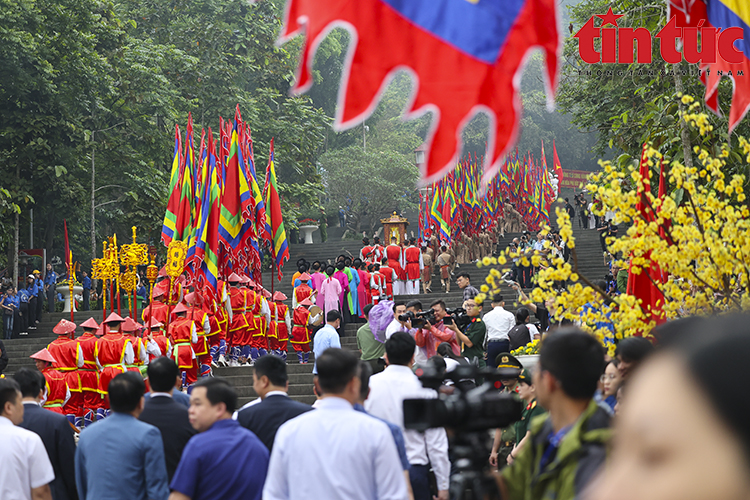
top-left (264, 139), bottom-right (290, 281)
top-left (174, 116), bottom-right (195, 242)
top-left (193, 130), bottom-right (221, 295)
top-left (161, 125), bottom-right (182, 246)
top-left (552, 139), bottom-right (564, 184)
top-left (279, 0), bottom-right (560, 183)
top-left (669, 0), bottom-right (750, 132)
top-left (219, 108), bottom-right (254, 258)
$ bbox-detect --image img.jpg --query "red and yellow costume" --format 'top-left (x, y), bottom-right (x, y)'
top-left (95, 329), bottom-right (133, 406)
top-left (386, 244), bottom-right (406, 281)
top-left (290, 307), bottom-right (312, 353)
top-left (77, 329), bottom-right (102, 418)
top-left (167, 312), bottom-right (198, 386)
top-left (47, 335), bottom-right (83, 421)
top-left (41, 366), bottom-right (69, 415)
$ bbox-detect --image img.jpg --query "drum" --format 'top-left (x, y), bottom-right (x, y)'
top-left (309, 305), bottom-right (324, 326)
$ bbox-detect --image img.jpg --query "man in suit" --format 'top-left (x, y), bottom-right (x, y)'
top-left (76, 372), bottom-right (169, 500)
top-left (144, 381), bottom-right (191, 408)
top-left (14, 368), bottom-right (78, 500)
top-left (139, 357), bottom-right (197, 481)
top-left (236, 354), bottom-right (312, 451)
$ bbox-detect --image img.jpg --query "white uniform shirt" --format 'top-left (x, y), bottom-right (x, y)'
top-left (483, 306), bottom-right (517, 341)
top-left (365, 365), bottom-right (451, 491)
top-left (264, 397), bottom-right (408, 500)
top-left (0, 415), bottom-right (55, 500)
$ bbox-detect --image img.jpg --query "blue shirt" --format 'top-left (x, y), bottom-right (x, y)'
top-left (26, 281), bottom-right (38, 297)
top-left (75, 412), bottom-right (169, 500)
top-left (35, 278), bottom-right (43, 296)
top-left (312, 324), bottom-right (342, 374)
top-left (171, 419), bottom-right (269, 500)
top-left (44, 270), bottom-right (58, 286)
top-left (82, 276), bottom-right (92, 290)
top-left (354, 404), bottom-right (410, 470)
top-left (18, 289), bottom-right (30, 303)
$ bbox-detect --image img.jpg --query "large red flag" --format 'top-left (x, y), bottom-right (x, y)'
top-left (552, 139), bottom-right (564, 184)
top-left (276, 0), bottom-right (560, 184)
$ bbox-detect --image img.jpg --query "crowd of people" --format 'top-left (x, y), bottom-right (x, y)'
top-left (3, 295), bottom-right (747, 500)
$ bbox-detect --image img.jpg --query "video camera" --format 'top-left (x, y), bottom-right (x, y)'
top-left (404, 360), bottom-right (524, 500)
top-left (404, 361), bottom-right (522, 433)
top-left (397, 310), bottom-right (436, 329)
top-left (442, 307), bottom-right (472, 330)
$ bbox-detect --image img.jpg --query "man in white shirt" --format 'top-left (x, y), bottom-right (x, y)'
top-left (312, 311), bottom-right (342, 374)
top-left (264, 348), bottom-right (407, 500)
top-left (483, 295), bottom-right (516, 367)
top-left (385, 301), bottom-right (409, 339)
top-left (0, 377), bottom-right (54, 500)
top-left (366, 332), bottom-right (451, 500)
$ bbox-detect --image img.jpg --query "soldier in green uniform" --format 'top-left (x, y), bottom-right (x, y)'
top-left (507, 369), bottom-right (546, 466)
top-left (489, 352), bottom-right (522, 469)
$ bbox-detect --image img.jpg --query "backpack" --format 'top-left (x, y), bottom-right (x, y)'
top-left (509, 324), bottom-right (531, 351)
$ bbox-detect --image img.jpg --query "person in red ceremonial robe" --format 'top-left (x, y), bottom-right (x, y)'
top-left (203, 282), bottom-right (229, 367)
top-left (48, 319), bottom-right (84, 427)
top-left (155, 266), bottom-right (184, 305)
top-left (238, 276), bottom-right (258, 366)
top-left (403, 237), bottom-right (424, 295)
top-left (226, 273), bottom-right (248, 367)
top-left (378, 258), bottom-right (397, 301)
top-left (95, 312), bottom-right (133, 419)
top-left (248, 283), bottom-right (271, 364)
top-left (290, 298), bottom-right (320, 364)
top-left (372, 236), bottom-right (385, 263)
top-left (292, 272), bottom-right (315, 309)
top-left (360, 237), bottom-right (375, 263)
top-left (185, 291), bottom-right (211, 378)
top-left (121, 317), bottom-right (149, 375)
top-left (269, 291), bottom-right (291, 363)
top-left (167, 302), bottom-right (198, 389)
top-left (369, 263), bottom-right (385, 305)
top-left (355, 261), bottom-right (372, 316)
top-left (141, 283), bottom-right (169, 326)
top-left (145, 318), bottom-right (171, 361)
top-left (31, 348), bottom-right (70, 416)
top-left (385, 236), bottom-right (406, 295)
top-left (77, 317), bottom-right (103, 427)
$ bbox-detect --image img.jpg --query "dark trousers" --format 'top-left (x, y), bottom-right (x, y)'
top-left (18, 303), bottom-right (28, 333)
top-left (409, 464), bottom-right (432, 500)
top-left (83, 289), bottom-right (90, 311)
top-left (3, 314), bottom-right (13, 339)
top-left (36, 293), bottom-right (42, 320)
top-left (487, 340), bottom-right (511, 368)
top-left (519, 265), bottom-right (532, 288)
top-left (46, 287), bottom-right (55, 313)
top-left (28, 297), bottom-right (37, 325)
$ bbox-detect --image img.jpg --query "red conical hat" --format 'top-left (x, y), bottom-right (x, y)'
top-left (299, 272), bottom-right (312, 280)
top-left (173, 302), bottom-right (188, 314)
top-left (30, 348), bottom-right (57, 364)
top-left (299, 298), bottom-right (314, 306)
top-left (152, 281), bottom-right (168, 298)
top-left (52, 319), bottom-right (76, 335)
top-left (227, 272), bottom-right (242, 283)
top-left (121, 317), bottom-right (141, 333)
top-left (79, 317), bottom-right (100, 330)
top-left (147, 317), bottom-right (163, 329)
top-left (104, 312), bottom-right (125, 324)
top-left (261, 289), bottom-right (272, 298)
top-left (247, 278), bottom-right (257, 288)
top-left (239, 274), bottom-right (251, 284)
top-left (185, 291), bottom-right (201, 305)
top-left (272, 291), bottom-right (287, 301)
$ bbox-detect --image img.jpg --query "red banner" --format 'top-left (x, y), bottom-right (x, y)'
top-left (559, 169), bottom-right (592, 189)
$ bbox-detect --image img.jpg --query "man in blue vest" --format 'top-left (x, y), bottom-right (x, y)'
top-left (44, 263), bottom-right (58, 314)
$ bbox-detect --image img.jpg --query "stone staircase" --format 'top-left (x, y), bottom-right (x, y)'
top-left (0, 222), bottom-right (612, 406)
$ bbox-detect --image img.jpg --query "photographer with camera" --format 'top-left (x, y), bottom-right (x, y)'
top-left (366, 332), bottom-right (451, 500)
top-left (386, 301), bottom-right (410, 339)
top-left (498, 329), bottom-right (611, 500)
top-left (443, 299), bottom-right (486, 372)
top-left (415, 300), bottom-right (461, 360)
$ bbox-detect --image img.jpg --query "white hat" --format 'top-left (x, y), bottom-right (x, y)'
top-left (28, 274), bottom-right (34, 279)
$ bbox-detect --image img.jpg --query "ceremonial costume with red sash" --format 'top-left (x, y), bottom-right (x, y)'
top-left (293, 283), bottom-right (313, 308)
top-left (267, 302), bottom-right (279, 352)
top-left (290, 307), bottom-right (312, 353)
top-left (249, 293), bottom-right (270, 361)
top-left (47, 336), bottom-right (83, 425)
top-left (142, 300), bottom-right (168, 326)
top-left (370, 271), bottom-right (385, 304)
top-left (77, 330), bottom-right (102, 425)
top-left (167, 317), bottom-right (198, 387)
top-left (403, 245), bottom-right (423, 295)
top-left (204, 284), bottom-right (228, 364)
top-left (186, 306), bottom-right (211, 378)
top-left (41, 366), bottom-right (69, 415)
top-left (274, 302), bottom-right (290, 355)
top-left (123, 334), bottom-right (148, 374)
top-left (242, 288), bottom-right (259, 348)
top-left (379, 265), bottom-right (396, 300)
top-left (360, 244), bottom-right (374, 263)
top-left (95, 331), bottom-right (133, 411)
top-left (227, 285), bottom-right (248, 364)
top-left (149, 331), bottom-right (171, 361)
top-left (372, 244), bottom-right (385, 263)
top-left (385, 244), bottom-right (406, 280)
